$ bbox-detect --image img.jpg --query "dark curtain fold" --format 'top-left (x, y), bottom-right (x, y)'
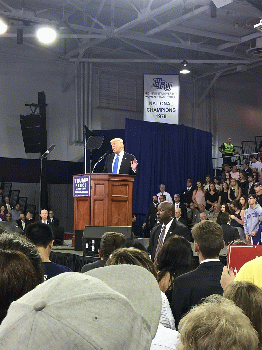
top-left (125, 119), bottom-right (213, 215)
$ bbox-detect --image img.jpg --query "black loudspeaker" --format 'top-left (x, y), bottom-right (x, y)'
top-left (53, 227), bottom-right (64, 246)
top-left (75, 230), bottom-right (83, 251)
top-left (20, 114), bottom-right (47, 153)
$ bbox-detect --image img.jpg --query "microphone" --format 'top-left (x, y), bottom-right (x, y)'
top-left (92, 151), bottom-right (110, 173)
top-left (40, 145), bottom-right (56, 159)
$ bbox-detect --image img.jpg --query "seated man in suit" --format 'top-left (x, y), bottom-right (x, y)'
top-left (171, 220), bottom-right (224, 328)
top-left (104, 138), bottom-right (138, 175)
top-left (175, 207), bottom-right (187, 226)
top-left (148, 202), bottom-right (191, 263)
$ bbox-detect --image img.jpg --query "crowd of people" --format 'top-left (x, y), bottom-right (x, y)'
top-left (143, 157), bottom-right (262, 245)
top-left (1, 150), bottom-right (262, 348)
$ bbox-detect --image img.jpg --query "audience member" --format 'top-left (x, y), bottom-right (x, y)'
top-left (248, 174), bottom-right (256, 195)
top-left (218, 181), bottom-right (230, 205)
top-left (26, 211), bottom-right (34, 223)
top-left (25, 222), bottom-right (72, 280)
top-left (48, 210), bottom-right (59, 227)
top-left (243, 159), bottom-right (253, 177)
top-left (10, 203), bottom-right (21, 222)
top-left (142, 195), bottom-right (159, 236)
top-left (214, 176), bottom-right (222, 191)
top-left (203, 175), bottom-right (211, 192)
top-left (205, 183), bottom-right (219, 210)
top-left (173, 194), bottom-right (187, 219)
top-left (240, 195), bottom-right (248, 210)
top-left (207, 202), bottom-right (220, 222)
top-left (0, 265), bottom-right (162, 350)
top-left (5, 213), bottom-right (12, 222)
top-left (0, 205), bottom-right (7, 221)
top-left (244, 194), bottom-right (262, 244)
top-left (223, 281), bottom-right (262, 347)
top-left (81, 231), bottom-right (126, 272)
top-left (221, 164), bottom-right (231, 181)
top-left (149, 202), bottom-right (191, 263)
top-left (16, 211), bottom-right (27, 231)
top-left (219, 212), bottom-right (240, 245)
top-left (216, 203), bottom-right (230, 225)
top-left (187, 202), bottom-right (200, 228)
top-left (159, 194), bottom-right (166, 203)
top-left (251, 154), bottom-right (262, 174)
top-left (0, 232), bottom-right (44, 284)
top-left (239, 171), bottom-right (249, 196)
top-left (106, 248), bottom-right (176, 331)
top-left (228, 178), bottom-right (241, 202)
top-left (221, 256), bottom-right (262, 290)
top-left (192, 181), bottom-right (206, 208)
top-left (253, 168), bottom-right (259, 183)
top-left (3, 196), bottom-right (11, 213)
top-left (156, 235), bottom-right (193, 300)
top-left (0, 249), bottom-right (39, 323)
top-left (157, 184), bottom-right (172, 203)
top-left (230, 164), bottom-right (240, 180)
top-left (177, 295), bottom-right (259, 350)
top-left (224, 170), bottom-right (231, 186)
top-left (180, 179), bottom-right (193, 207)
top-left (170, 220), bottom-right (224, 328)
top-left (174, 207), bottom-right (187, 226)
top-left (230, 199), bottom-right (244, 228)
top-left (254, 182), bottom-right (262, 206)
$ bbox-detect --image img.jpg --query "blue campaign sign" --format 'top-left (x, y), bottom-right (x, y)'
top-left (73, 175), bottom-right (90, 197)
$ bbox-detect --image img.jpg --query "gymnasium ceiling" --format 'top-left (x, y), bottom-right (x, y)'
top-left (1, 0), bottom-right (262, 79)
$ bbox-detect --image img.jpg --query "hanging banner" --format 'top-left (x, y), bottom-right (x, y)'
top-left (144, 74), bottom-right (180, 124)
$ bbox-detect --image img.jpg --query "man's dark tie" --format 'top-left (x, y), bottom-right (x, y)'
top-left (154, 224), bottom-right (166, 264)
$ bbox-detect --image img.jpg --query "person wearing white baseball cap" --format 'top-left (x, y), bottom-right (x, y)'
top-left (0, 265), bottom-right (162, 350)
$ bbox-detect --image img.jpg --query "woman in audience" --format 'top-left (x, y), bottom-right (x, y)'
top-left (217, 203), bottom-right (230, 225)
top-left (224, 171), bottom-right (231, 186)
top-left (230, 199), bottom-right (244, 228)
top-left (239, 195), bottom-right (248, 211)
top-left (252, 169), bottom-right (259, 183)
top-left (0, 205), bottom-right (7, 221)
top-left (219, 182), bottom-right (230, 205)
top-left (239, 171), bottom-right (249, 197)
top-left (106, 247), bottom-right (176, 331)
top-left (224, 281), bottom-right (262, 348)
top-left (0, 249), bottom-right (39, 323)
top-left (204, 175), bottom-right (212, 192)
top-left (205, 183), bottom-right (219, 211)
top-left (5, 213), bottom-right (12, 222)
top-left (228, 178), bottom-right (241, 202)
top-left (155, 235), bottom-right (193, 301)
top-left (214, 176), bottom-right (222, 192)
top-left (192, 181), bottom-right (206, 208)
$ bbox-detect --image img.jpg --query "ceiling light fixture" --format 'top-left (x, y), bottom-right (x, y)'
top-left (0, 18), bottom-right (8, 35)
top-left (36, 26), bottom-right (57, 44)
top-left (180, 60), bottom-right (191, 74)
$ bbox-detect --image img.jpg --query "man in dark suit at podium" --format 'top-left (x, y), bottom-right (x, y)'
top-left (104, 138), bottom-right (138, 175)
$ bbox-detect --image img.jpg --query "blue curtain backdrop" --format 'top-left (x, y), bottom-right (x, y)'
top-left (124, 119), bottom-right (213, 215)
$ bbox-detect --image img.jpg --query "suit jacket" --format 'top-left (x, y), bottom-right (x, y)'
top-left (16, 219), bottom-right (29, 231)
top-left (48, 217), bottom-right (59, 227)
top-left (221, 224), bottom-right (240, 245)
top-left (180, 188), bottom-right (193, 206)
top-left (149, 219), bottom-right (192, 261)
top-left (171, 260), bottom-right (224, 328)
top-left (174, 202), bottom-right (187, 220)
top-left (104, 152), bottom-right (136, 175)
top-left (145, 203), bottom-right (158, 231)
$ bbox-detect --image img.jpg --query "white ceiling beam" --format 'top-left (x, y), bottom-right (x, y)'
top-left (0, 0), bottom-right (14, 11)
top-left (113, 0), bottom-right (181, 35)
top-left (69, 58), bottom-right (249, 63)
top-left (121, 33), bottom-right (247, 59)
top-left (170, 26), bottom-right (240, 43)
top-left (119, 38), bottom-right (160, 59)
top-left (218, 32), bottom-right (262, 50)
top-left (1, 33), bottom-right (106, 39)
top-left (146, 5), bottom-right (209, 36)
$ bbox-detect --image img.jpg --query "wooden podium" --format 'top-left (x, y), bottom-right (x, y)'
top-left (74, 173), bottom-right (134, 232)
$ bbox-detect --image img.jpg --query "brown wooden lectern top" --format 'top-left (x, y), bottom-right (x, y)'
top-left (74, 173), bottom-right (134, 231)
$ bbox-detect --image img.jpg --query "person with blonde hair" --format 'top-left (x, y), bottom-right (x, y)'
top-left (177, 295), bottom-right (259, 350)
top-left (104, 137), bottom-right (138, 175)
top-left (224, 281), bottom-right (262, 348)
